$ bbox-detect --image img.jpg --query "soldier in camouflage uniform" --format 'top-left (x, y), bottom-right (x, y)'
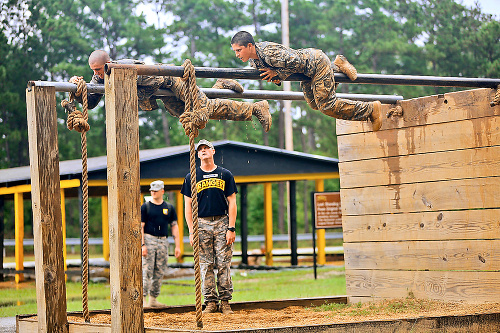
top-left (70, 50), bottom-right (272, 132)
top-left (141, 180), bottom-right (181, 308)
top-left (230, 31), bottom-right (382, 131)
top-left (181, 139), bottom-right (237, 315)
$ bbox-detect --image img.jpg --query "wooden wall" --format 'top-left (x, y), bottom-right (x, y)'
top-left (336, 88), bottom-right (500, 303)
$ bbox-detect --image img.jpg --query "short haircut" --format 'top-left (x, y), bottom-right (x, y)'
top-left (88, 50), bottom-right (110, 65)
top-left (231, 31), bottom-right (255, 46)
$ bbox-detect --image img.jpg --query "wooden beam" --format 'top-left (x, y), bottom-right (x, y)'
top-left (61, 189), bottom-right (67, 277)
top-left (343, 209), bottom-right (500, 243)
top-left (346, 269), bottom-right (500, 303)
top-left (264, 183), bottom-right (273, 266)
top-left (101, 196), bottom-right (109, 262)
top-left (345, 239), bottom-right (500, 271)
top-left (14, 192), bottom-right (24, 283)
top-left (26, 85), bottom-right (68, 332)
top-left (315, 180), bottom-right (326, 265)
top-left (105, 67), bottom-right (144, 332)
top-left (341, 177), bottom-right (500, 216)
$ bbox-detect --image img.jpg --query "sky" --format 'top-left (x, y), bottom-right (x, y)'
top-left (460, 0), bottom-right (500, 16)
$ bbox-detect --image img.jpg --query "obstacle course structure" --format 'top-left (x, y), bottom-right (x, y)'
top-left (21, 65), bottom-right (500, 332)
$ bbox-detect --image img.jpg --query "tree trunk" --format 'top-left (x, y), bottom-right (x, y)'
top-left (161, 111), bottom-right (170, 146)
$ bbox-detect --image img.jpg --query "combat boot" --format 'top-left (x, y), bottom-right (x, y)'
top-left (333, 55), bottom-right (358, 81)
top-left (148, 296), bottom-right (165, 308)
top-left (212, 78), bottom-right (244, 93)
top-left (220, 300), bottom-right (234, 314)
top-left (370, 101), bottom-right (382, 131)
top-left (252, 101), bottom-right (272, 132)
top-left (203, 301), bottom-right (219, 314)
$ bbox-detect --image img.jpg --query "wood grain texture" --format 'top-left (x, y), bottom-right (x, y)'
top-left (336, 88), bottom-right (500, 135)
top-left (26, 86), bottom-right (68, 332)
top-left (339, 145), bottom-right (500, 189)
top-left (342, 209), bottom-right (500, 243)
top-left (344, 240), bottom-right (500, 271)
top-left (346, 269), bottom-right (500, 303)
top-left (337, 115), bottom-right (500, 163)
top-left (105, 68), bottom-right (144, 332)
top-left (341, 177), bottom-right (500, 215)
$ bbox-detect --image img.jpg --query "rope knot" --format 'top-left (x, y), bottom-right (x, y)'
top-left (67, 110), bottom-right (90, 132)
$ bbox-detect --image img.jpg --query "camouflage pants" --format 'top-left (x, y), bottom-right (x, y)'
top-left (142, 233), bottom-right (169, 298)
top-left (300, 50), bottom-right (372, 121)
top-left (159, 77), bottom-right (253, 121)
top-left (198, 215), bottom-right (233, 303)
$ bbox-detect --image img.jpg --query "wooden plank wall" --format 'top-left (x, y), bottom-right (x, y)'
top-left (336, 88), bottom-right (500, 304)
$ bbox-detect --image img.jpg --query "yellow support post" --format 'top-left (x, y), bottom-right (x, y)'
top-left (315, 180), bottom-right (326, 265)
top-left (61, 189), bottom-right (67, 278)
top-left (102, 196), bottom-right (110, 262)
top-left (14, 192), bottom-right (24, 283)
top-left (175, 190), bottom-right (184, 263)
top-left (264, 183), bottom-right (273, 266)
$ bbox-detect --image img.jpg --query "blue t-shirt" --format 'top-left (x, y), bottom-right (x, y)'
top-left (181, 166), bottom-right (237, 218)
top-left (141, 201), bottom-right (177, 237)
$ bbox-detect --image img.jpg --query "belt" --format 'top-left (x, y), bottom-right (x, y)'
top-left (146, 234), bottom-right (167, 238)
top-left (200, 215), bottom-right (227, 221)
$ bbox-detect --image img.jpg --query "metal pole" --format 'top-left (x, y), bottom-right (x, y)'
top-left (27, 81), bottom-right (404, 104)
top-left (103, 63), bottom-right (500, 88)
top-left (311, 192), bottom-right (317, 280)
top-left (240, 184), bottom-right (248, 266)
top-left (289, 181), bottom-right (298, 266)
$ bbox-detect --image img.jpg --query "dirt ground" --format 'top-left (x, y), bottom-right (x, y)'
top-left (67, 299), bottom-right (500, 331)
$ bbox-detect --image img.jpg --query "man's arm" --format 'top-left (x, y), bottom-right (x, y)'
top-left (171, 222), bottom-right (181, 258)
top-left (184, 195), bottom-right (194, 246)
top-left (226, 193), bottom-right (237, 245)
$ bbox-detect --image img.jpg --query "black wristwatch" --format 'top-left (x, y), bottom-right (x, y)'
top-left (227, 227), bottom-right (236, 232)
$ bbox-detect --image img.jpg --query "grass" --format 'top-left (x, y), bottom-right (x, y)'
top-left (0, 266), bottom-right (346, 318)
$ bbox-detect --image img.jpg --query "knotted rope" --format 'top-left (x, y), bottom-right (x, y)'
top-left (179, 59), bottom-right (205, 329)
top-left (61, 79), bottom-right (90, 323)
top-left (490, 84), bottom-right (500, 107)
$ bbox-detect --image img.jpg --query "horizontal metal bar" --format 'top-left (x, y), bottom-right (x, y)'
top-left (27, 81), bottom-right (403, 103)
top-left (104, 63), bottom-right (500, 88)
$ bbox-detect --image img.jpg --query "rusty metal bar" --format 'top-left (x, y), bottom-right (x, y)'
top-left (104, 63), bottom-right (500, 88)
top-left (27, 81), bottom-right (404, 104)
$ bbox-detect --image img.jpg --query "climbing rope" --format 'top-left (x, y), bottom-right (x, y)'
top-left (61, 79), bottom-right (91, 323)
top-left (179, 59), bottom-right (206, 329)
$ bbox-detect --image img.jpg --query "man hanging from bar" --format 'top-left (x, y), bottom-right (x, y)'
top-left (69, 50), bottom-right (272, 132)
top-left (231, 31), bottom-right (382, 131)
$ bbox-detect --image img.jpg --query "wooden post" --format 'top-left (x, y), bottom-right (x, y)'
top-left (264, 183), bottom-right (273, 266)
top-left (0, 196), bottom-right (4, 282)
top-left (315, 180), bottom-right (326, 265)
top-left (175, 190), bottom-right (184, 263)
top-left (26, 85), bottom-right (68, 332)
top-left (101, 196), bottom-right (110, 262)
top-left (60, 189), bottom-right (67, 277)
top-left (14, 191), bottom-right (24, 283)
top-left (105, 67), bottom-right (144, 332)
top-left (289, 180), bottom-right (298, 266)
top-left (240, 184), bottom-right (248, 265)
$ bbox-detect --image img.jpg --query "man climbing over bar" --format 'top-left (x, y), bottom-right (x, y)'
top-left (69, 50), bottom-right (272, 132)
top-left (230, 31), bottom-right (382, 131)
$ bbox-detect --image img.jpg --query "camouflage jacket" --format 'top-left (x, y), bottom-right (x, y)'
top-left (249, 42), bottom-right (319, 83)
top-left (76, 59), bottom-right (164, 111)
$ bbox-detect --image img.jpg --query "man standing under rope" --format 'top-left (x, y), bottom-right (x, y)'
top-left (69, 50), bottom-right (272, 132)
top-left (141, 180), bottom-right (181, 307)
top-left (181, 139), bottom-right (237, 315)
top-left (230, 31), bottom-right (383, 131)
